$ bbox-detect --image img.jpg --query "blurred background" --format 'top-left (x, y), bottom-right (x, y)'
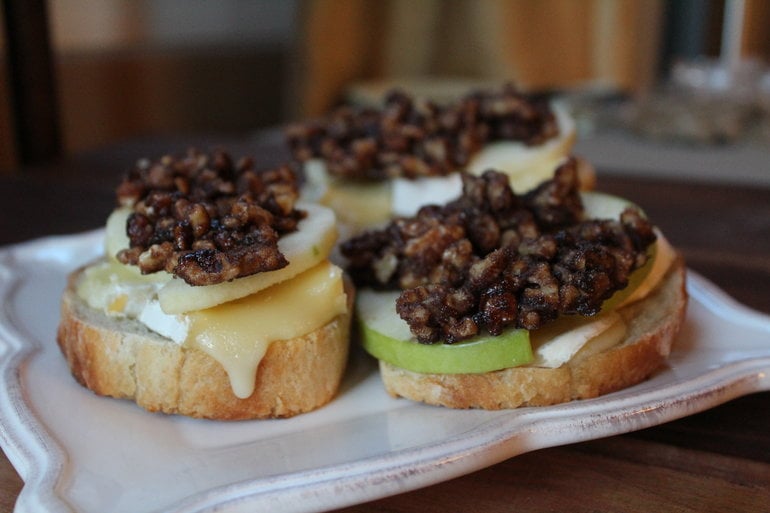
top-left (2, 0), bottom-right (769, 177)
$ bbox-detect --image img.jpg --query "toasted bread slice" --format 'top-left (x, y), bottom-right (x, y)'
top-left (377, 257), bottom-right (687, 409)
top-left (57, 269), bottom-right (353, 420)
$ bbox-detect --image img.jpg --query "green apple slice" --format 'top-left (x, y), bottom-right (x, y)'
top-left (357, 289), bottom-right (532, 374)
top-left (360, 324), bottom-right (532, 374)
top-left (355, 191), bottom-right (673, 375)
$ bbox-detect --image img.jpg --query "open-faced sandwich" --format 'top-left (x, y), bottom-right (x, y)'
top-left (340, 158), bottom-right (687, 409)
top-left (57, 150), bottom-right (352, 419)
top-left (285, 84), bottom-right (595, 235)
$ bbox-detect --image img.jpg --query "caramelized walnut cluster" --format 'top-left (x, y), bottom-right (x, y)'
top-left (285, 84), bottom-right (558, 181)
top-left (341, 160), bottom-right (656, 343)
top-left (115, 149), bottom-right (304, 286)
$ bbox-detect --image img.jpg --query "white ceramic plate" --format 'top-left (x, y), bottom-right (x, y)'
top-left (1, 232), bottom-right (769, 513)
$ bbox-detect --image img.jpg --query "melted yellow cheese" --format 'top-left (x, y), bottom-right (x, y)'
top-left (78, 258), bottom-right (347, 399)
top-left (187, 261), bottom-right (347, 398)
top-left (81, 201), bottom-right (347, 399)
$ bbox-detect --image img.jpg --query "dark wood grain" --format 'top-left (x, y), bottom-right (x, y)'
top-left (599, 174), bottom-right (770, 315)
top-left (338, 436), bottom-right (770, 513)
top-left (1, 137), bottom-right (768, 513)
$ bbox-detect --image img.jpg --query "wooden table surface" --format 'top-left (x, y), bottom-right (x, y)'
top-left (1, 133), bottom-right (769, 513)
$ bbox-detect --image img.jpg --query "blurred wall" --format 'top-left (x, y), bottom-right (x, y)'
top-left (2, 0), bottom-right (769, 173)
top-left (1, 0), bottom-right (298, 173)
top-left (291, 0), bottom-right (770, 118)
top-left (292, 0), bottom-right (666, 118)
top-left (48, 0), bottom-right (297, 155)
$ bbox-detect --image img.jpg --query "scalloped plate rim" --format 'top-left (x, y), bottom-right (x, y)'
top-left (0, 231), bottom-right (768, 513)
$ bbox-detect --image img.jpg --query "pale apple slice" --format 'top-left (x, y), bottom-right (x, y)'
top-left (580, 191), bottom-right (677, 310)
top-left (580, 190), bottom-right (641, 220)
top-left (104, 203), bottom-right (338, 313)
top-left (390, 101), bottom-right (579, 216)
top-left (303, 101), bottom-right (579, 228)
top-left (158, 203), bottom-right (337, 314)
top-left (528, 191), bottom-right (669, 367)
top-left (104, 207), bottom-right (133, 262)
top-left (466, 101), bottom-right (577, 192)
top-left (614, 231), bottom-right (675, 309)
top-left (103, 208), bottom-right (168, 284)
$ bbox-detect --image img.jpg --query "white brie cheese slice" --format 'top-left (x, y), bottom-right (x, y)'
top-left (138, 300), bottom-right (189, 344)
top-left (530, 312), bottom-right (626, 368)
top-left (78, 260), bottom-right (347, 399)
top-left (391, 174), bottom-right (464, 217)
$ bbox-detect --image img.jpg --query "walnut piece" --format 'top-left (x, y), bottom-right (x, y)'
top-left (341, 159), bottom-right (656, 343)
top-left (285, 84), bottom-right (558, 181)
top-left (115, 149), bottom-right (305, 286)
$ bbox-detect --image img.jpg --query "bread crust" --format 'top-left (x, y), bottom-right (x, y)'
top-left (57, 269), bottom-right (353, 420)
top-left (378, 258), bottom-right (688, 409)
